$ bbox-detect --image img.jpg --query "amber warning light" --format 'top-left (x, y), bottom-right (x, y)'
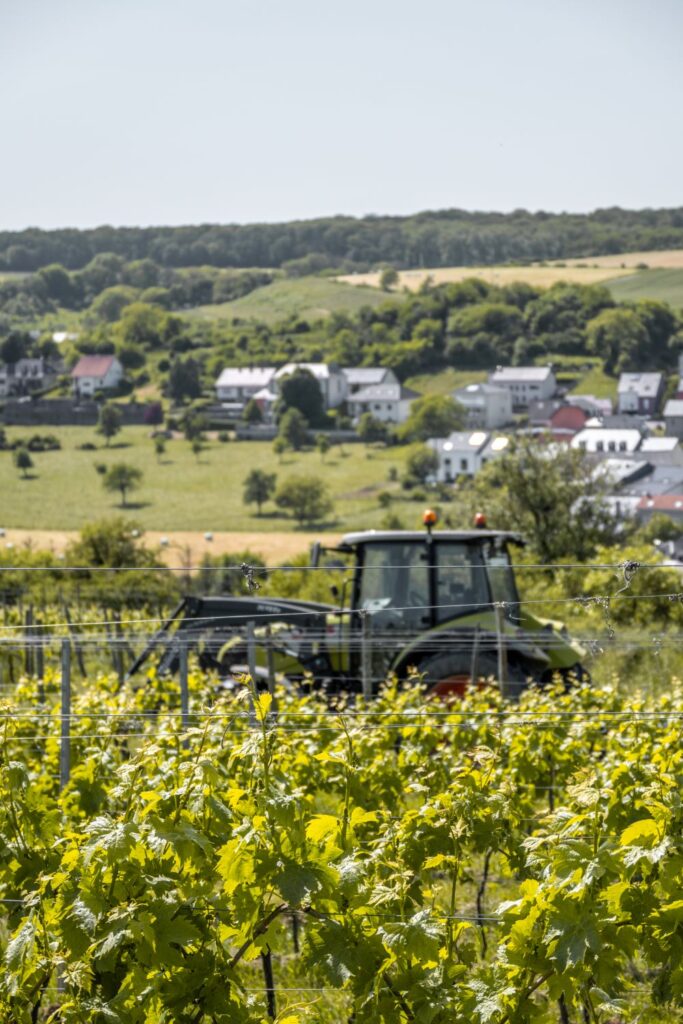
top-left (474, 512), bottom-right (487, 528)
top-left (423, 509), bottom-right (438, 530)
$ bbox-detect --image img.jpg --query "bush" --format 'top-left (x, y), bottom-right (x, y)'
top-left (94, 463), bottom-right (108, 475)
top-left (217, 431), bottom-right (230, 443)
top-left (79, 442), bottom-right (97, 451)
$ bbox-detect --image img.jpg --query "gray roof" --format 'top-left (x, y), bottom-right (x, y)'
top-left (640, 436), bottom-right (680, 452)
top-left (620, 464), bottom-right (683, 497)
top-left (343, 367), bottom-right (393, 386)
top-left (453, 382), bottom-right (509, 397)
top-left (664, 399), bottom-right (683, 417)
top-left (618, 372), bottom-right (663, 397)
top-left (215, 366), bottom-right (275, 388)
top-left (349, 383), bottom-right (418, 402)
top-left (490, 366), bottom-right (554, 383)
top-left (430, 430), bottom-right (490, 453)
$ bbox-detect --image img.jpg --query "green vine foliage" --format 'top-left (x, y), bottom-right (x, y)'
top-left (1, 667), bottom-right (683, 1023)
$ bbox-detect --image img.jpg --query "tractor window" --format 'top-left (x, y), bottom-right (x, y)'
top-left (435, 543), bottom-right (488, 623)
top-left (484, 545), bottom-right (519, 614)
top-left (358, 543), bottom-right (430, 629)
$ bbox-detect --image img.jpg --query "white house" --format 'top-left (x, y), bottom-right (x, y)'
top-left (273, 362), bottom-right (347, 409)
top-left (215, 366), bottom-right (275, 403)
top-left (664, 399), bottom-right (683, 439)
top-left (70, 355), bottom-right (123, 397)
top-left (343, 367), bottom-right (398, 394)
top-left (429, 431), bottom-right (510, 482)
top-left (571, 427), bottom-right (643, 455)
top-left (0, 357), bottom-right (46, 398)
top-left (453, 382), bottom-right (513, 429)
top-left (347, 382), bottom-right (419, 424)
top-left (617, 373), bottom-right (664, 415)
top-left (488, 366), bottom-right (557, 410)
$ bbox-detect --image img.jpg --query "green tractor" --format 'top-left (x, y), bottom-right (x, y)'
top-left (131, 514), bottom-right (587, 697)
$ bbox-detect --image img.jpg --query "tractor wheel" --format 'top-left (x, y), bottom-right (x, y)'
top-left (417, 652), bottom-right (526, 699)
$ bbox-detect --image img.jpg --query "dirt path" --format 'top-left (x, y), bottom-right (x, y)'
top-left (0, 529), bottom-right (341, 567)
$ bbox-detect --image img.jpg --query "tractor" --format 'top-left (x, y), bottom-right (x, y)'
top-left (130, 513), bottom-right (587, 696)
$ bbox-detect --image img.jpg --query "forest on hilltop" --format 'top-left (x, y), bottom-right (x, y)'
top-left (5, 206), bottom-right (683, 272)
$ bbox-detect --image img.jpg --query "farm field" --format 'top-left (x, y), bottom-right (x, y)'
top-left (336, 264), bottom-right (634, 291)
top-left (0, 526), bottom-right (330, 565)
top-left (604, 267), bottom-right (683, 308)
top-left (186, 275), bottom-right (393, 323)
top-left (0, 426), bottom-right (425, 533)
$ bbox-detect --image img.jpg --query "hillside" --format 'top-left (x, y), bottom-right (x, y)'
top-left (604, 268), bottom-right (683, 308)
top-left (185, 276), bottom-right (393, 324)
top-left (337, 265), bottom-right (632, 291)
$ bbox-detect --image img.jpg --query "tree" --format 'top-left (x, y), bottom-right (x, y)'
top-left (96, 404), bottom-right (122, 447)
top-left (183, 412), bottom-right (206, 442)
top-left (243, 398), bottom-right (263, 425)
top-left (1, 332), bottom-right (28, 367)
top-left (243, 468), bottom-right (277, 515)
top-left (169, 357), bottom-right (202, 403)
top-left (117, 344), bottom-right (147, 371)
top-left (277, 369), bottom-right (325, 426)
top-left (13, 447), bottom-right (33, 478)
top-left (379, 266), bottom-right (399, 291)
top-left (273, 436), bottom-right (287, 463)
top-left (398, 395), bottom-right (466, 442)
top-left (90, 286), bottom-right (137, 322)
top-left (191, 437), bottom-right (204, 462)
top-left (154, 436), bottom-right (166, 462)
top-left (405, 445), bottom-right (439, 484)
top-left (275, 475), bottom-right (333, 525)
top-left (357, 412), bottom-right (389, 445)
top-left (464, 436), bottom-right (617, 562)
top-left (278, 407), bottom-right (309, 451)
top-left (103, 463), bottom-right (142, 507)
top-left (316, 433), bottom-right (330, 462)
top-left (37, 263), bottom-right (76, 306)
top-left (586, 307), bottom-right (649, 374)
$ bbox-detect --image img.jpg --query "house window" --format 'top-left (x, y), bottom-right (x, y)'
top-left (608, 441), bottom-right (616, 452)
top-left (619, 441), bottom-right (627, 452)
top-left (460, 458), bottom-right (468, 471)
top-left (596, 441), bottom-right (604, 452)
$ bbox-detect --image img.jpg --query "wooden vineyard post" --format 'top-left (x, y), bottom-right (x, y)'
top-left (494, 603), bottom-right (510, 699)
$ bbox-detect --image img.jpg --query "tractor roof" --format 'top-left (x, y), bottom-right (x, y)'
top-left (338, 529), bottom-right (524, 549)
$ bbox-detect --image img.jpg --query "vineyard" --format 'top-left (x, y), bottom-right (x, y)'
top-left (1, 652), bottom-right (683, 1022)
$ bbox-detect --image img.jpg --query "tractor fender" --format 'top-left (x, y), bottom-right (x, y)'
top-left (391, 628), bottom-right (550, 680)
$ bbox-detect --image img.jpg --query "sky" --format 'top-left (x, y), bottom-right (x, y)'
top-left (1, 0), bottom-right (681, 230)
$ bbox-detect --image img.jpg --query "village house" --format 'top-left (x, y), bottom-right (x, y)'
top-left (571, 427), bottom-right (643, 455)
top-left (0, 357), bottom-right (47, 398)
top-left (663, 399), bottom-right (683, 439)
top-left (617, 372), bottom-right (664, 416)
top-left (214, 366), bottom-right (276, 404)
top-left (452, 382), bottom-right (512, 429)
top-left (347, 382), bottom-right (419, 424)
top-left (488, 365), bottom-right (556, 410)
top-left (637, 494), bottom-right (683, 524)
top-left (429, 430), bottom-right (509, 482)
top-left (566, 394), bottom-right (613, 417)
top-left (70, 355), bottom-right (123, 398)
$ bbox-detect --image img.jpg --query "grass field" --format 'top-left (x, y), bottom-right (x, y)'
top-left (336, 265), bottom-right (634, 291)
top-left (604, 268), bottom-right (683, 308)
top-left (0, 426), bottom-right (431, 535)
top-left (404, 368), bottom-right (488, 395)
top-left (186, 276), bottom-right (393, 323)
top-left (546, 249), bottom-right (683, 269)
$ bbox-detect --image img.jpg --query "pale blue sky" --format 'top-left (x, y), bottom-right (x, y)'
top-left (1, 0), bottom-right (681, 229)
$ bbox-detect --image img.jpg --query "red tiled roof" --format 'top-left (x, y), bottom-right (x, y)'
top-left (71, 355), bottom-right (116, 378)
top-left (637, 495), bottom-right (683, 511)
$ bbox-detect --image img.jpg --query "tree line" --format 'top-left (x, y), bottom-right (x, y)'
top-left (3, 206), bottom-right (683, 272)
